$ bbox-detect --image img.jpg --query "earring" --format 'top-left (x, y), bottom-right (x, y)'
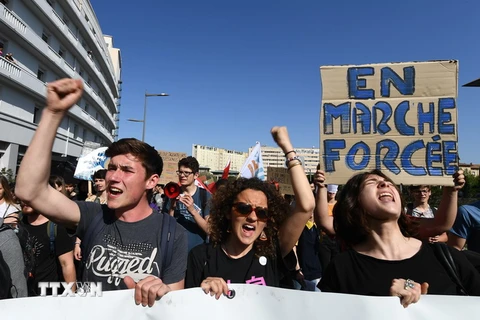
top-left (259, 230), bottom-right (267, 241)
top-left (226, 225), bottom-right (232, 233)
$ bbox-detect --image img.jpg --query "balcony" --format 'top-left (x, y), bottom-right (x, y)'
top-left (83, 81), bottom-right (112, 119)
top-left (64, 0), bottom-right (118, 96)
top-left (0, 56), bottom-right (46, 97)
top-left (0, 55), bottom-right (113, 144)
top-left (0, 4), bottom-right (115, 127)
top-left (29, 0), bottom-right (117, 109)
top-left (0, 56), bottom-right (21, 78)
top-left (2, 5), bottom-right (26, 34)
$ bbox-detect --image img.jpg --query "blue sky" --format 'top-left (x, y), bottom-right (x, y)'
top-left (91, 0), bottom-right (480, 164)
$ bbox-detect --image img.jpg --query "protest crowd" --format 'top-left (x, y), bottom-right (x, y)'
top-left (1, 78), bottom-right (480, 310)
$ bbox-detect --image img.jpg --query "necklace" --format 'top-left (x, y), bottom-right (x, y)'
top-left (221, 243), bottom-right (251, 259)
top-left (221, 244), bottom-right (236, 258)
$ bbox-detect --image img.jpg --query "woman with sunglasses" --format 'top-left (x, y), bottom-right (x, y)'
top-left (184, 126), bottom-right (315, 298)
top-left (318, 169), bottom-right (480, 307)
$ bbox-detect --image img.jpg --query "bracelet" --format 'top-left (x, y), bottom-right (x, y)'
top-left (75, 242), bottom-right (81, 245)
top-left (284, 150), bottom-right (296, 157)
top-left (288, 162), bottom-right (303, 170)
top-left (285, 155), bottom-right (301, 165)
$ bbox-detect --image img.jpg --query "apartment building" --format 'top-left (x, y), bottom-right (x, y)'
top-left (192, 142), bottom-right (321, 178)
top-left (253, 145), bottom-right (320, 176)
top-left (192, 144), bottom-right (248, 172)
top-left (0, 0), bottom-right (121, 175)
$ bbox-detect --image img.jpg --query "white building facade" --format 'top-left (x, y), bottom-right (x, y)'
top-left (193, 143), bottom-right (320, 178)
top-left (252, 145), bottom-right (320, 177)
top-left (0, 0), bottom-right (121, 175)
top-left (192, 144), bottom-right (248, 172)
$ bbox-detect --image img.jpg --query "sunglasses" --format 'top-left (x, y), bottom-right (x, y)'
top-left (232, 202), bottom-right (269, 220)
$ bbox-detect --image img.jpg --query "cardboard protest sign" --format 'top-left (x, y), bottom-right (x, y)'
top-left (267, 167), bottom-right (294, 195)
top-left (320, 60), bottom-right (458, 185)
top-left (158, 151), bottom-right (187, 185)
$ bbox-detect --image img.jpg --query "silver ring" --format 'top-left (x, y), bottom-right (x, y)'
top-left (404, 279), bottom-right (415, 290)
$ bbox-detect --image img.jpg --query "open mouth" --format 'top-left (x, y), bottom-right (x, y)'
top-left (109, 187), bottom-right (123, 195)
top-left (379, 192), bottom-right (394, 201)
top-left (242, 224), bottom-right (256, 232)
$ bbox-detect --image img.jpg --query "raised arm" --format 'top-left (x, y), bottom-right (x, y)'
top-left (271, 127), bottom-right (315, 258)
top-left (313, 169), bottom-right (335, 235)
top-left (418, 170), bottom-right (465, 239)
top-left (15, 79), bottom-right (84, 227)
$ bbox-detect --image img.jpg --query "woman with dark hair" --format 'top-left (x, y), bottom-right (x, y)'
top-left (0, 175), bottom-right (20, 225)
top-left (318, 169), bottom-right (480, 307)
top-left (185, 127), bottom-right (315, 298)
top-left (48, 175), bottom-right (68, 196)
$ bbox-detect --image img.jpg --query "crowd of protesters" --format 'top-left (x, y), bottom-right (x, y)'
top-left (1, 78), bottom-right (480, 307)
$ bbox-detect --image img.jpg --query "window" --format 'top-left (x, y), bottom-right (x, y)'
top-left (82, 128), bottom-right (87, 142)
top-left (85, 103), bottom-right (89, 113)
top-left (62, 15), bottom-right (69, 26)
top-left (33, 106), bottom-right (41, 124)
top-left (41, 30), bottom-right (50, 43)
top-left (58, 47), bottom-right (65, 57)
top-left (37, 68), bottom-right (45, 81)
top-left (73, 123), bottom-right (79, 138)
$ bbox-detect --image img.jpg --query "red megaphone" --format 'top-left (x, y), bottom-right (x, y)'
top-left (164, 182), bottom-right (181, 199)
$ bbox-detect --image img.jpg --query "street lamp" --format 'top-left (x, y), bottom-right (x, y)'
top-left (128, 91), bottom-right (169, 142)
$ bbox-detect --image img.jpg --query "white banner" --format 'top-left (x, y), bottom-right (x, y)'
top-left (73, 147), bottom-right (108, 181)
top-left (1, 285), bottom-right (478, 320)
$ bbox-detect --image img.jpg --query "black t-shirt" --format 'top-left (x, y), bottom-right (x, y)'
top-left (297, 225), bottom-right (322, 280)
top-left (75, 201), bottom-right (188, 290)
top-left (162, 188), bottom-right (211, 251)
top-left (23, 219), bottom-right (74, 291)
top-left (186, 243), bottom-right (294, 288)
top-left (319, 243), bottom-right (480, 296)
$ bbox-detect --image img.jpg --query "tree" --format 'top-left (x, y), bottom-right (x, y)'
top-left (0, 167), bottom-right (15, 185)
top-left (461, 169), bottom-right (480, 199)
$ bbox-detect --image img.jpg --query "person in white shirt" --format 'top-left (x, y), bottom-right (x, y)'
top-left (0, 175), bottom-right (20, 225)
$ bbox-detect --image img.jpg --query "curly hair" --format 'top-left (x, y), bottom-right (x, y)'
top-left (208, 178), bottom-right (290, 258)
top-left (333, 169), bottom-right (417, 247)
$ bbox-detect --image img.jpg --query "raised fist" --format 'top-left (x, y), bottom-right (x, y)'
top-left (46, 78), bottom-right (84, 114)
top-left (271, 126), bottom-right (293, 152)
